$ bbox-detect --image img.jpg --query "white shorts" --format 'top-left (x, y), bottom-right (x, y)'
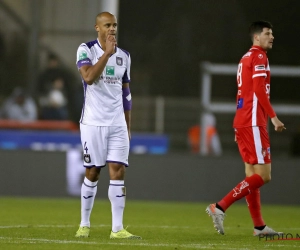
top-left (80, 124), bottom-right (129, 168)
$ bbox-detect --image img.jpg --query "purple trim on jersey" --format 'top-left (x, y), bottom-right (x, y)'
top-left (85, 39), bottom-right (98, 49)
top-left (77, 59), bottom-right (92, 69)
top-left (96, 40), bottom-right (104, 51)
top-left (84, 164), bottom-right (106, 168)
top-left (106, 160), bottom-right (129, 167)
top-left (119, 47), bottom-right (130, 57)
top-left (122, 87), bottom-right (132, 111)
top-left (80, 81), bottom-right (88, 123)
top-left (122, 70), bottom-right (130, 83)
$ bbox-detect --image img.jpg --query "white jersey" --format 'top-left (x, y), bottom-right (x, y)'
top-left (76, 39), bottom-right (131, 126)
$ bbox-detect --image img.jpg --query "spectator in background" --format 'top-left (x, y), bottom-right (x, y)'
top-left (38, 53), bottom-right (70, 95)
top-left (0, 87), bottom-right (37, 121)
top-left (188, 113), bottom-right (222, 155)
top-left (40, 77), bottom-right (69, 120)
top-left (37, 53), bottom-right (76, 120)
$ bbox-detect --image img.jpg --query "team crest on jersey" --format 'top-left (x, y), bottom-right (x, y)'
top-left (84, 154), bottom-right (91, 163)
top-left (116, 57), bottom-right (123, 66)
top-left (83, 141), bottom-right (91, 163)
top-left (258, 54), bottom-right (263, 59)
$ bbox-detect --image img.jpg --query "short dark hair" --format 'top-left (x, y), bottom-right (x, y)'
top-left (249, 21), bottom-right (273, 41)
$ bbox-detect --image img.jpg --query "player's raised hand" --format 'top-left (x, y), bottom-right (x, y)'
top-left (106, 35), bottom-right (117, 55)
top-left (271, 116), bottom-right (286, 132)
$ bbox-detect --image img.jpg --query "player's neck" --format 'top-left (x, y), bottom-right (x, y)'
top-left (252, 44), bottom-right (266, 52)
top-left (98, 39), bottom-right (106, 51)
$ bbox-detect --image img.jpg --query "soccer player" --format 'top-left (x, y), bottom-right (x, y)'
top-left (74, 12), bottom-right (141, 239)
top-left (206, 21), bottom-right (286, 236)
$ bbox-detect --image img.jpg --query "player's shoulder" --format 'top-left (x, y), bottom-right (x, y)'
top-left (78, 39), bottom-right (98, 50)
top-left (249, 47), bottom-right (267, 61)
top-left (117, 47), bottom-right (130, 58)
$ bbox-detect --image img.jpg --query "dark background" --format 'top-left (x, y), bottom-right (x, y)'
top-left (118, 0), bottom-right (300, 102)
top-left (1, 0), bottom-right (299, 103)
top-left (0, 0), bottom-right (299, 154)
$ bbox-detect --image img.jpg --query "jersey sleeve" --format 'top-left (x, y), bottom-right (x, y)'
top-left (122, 53), bottom-right (131, 83)
top-left (252, 52), bottom-right (267, 79)
top-left (252, 52), bottom-right (276, 118)
top-left (76, 44), bottom-right (93, 70)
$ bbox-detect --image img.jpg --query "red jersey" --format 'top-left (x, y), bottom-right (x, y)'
top-left (233, 46), bottom-right (276, 128)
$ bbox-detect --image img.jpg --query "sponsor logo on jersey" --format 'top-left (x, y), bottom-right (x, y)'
top-left (79, 51), bottom-right (88, 60)
top-left (258, 53), bottom-right (263, 59)
top-left (255, 65), bottom-right (265, 71)
top-left (116, 57), bottom-right (123, 66)
top-left (237, 98), bottom-right (243, 109)
top-left (106, 66), bottom-right (115, 75)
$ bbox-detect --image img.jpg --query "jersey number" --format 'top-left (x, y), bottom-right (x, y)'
top-left (237, 63), bottom-right (242, 87)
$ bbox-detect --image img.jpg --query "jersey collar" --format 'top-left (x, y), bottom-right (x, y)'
top-left (96, 38), bottom-right (117, 55)
top-left (251, 45), bottom-right (266, 53)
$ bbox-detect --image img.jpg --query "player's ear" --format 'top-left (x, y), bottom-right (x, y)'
top-left (95, 24), bottom-right (99, 32)
top-left (254, 33), bottom-right (260, 42)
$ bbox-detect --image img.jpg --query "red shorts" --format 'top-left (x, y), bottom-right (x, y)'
top-left (234, 126), bottom-right (271, 164)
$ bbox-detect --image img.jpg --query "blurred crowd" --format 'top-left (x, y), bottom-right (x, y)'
top-left (0, 53), bottom-right (83, 123)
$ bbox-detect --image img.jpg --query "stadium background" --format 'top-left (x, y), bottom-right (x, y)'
top-left (0, 0), bottom-right (299, 203)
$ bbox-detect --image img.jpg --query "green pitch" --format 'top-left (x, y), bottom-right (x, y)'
top-left (0, 197), bottom-right (299, 249)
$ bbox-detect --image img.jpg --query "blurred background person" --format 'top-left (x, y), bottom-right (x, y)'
top-left (38, 53), bottom-right (70, 96)
top-left (37, 53), bottom-right (77, 121)
top-left (39, 77), bottom-right (68, 120)
top-left (0, 87), bottom-right (37, 122)
top-left (188, 113), bottom-right (222, 156)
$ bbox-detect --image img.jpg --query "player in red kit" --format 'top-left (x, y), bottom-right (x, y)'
top-left (205, 21), bottom-right (286, 236)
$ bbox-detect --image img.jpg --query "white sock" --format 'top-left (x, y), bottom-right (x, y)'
top-left (108, 180), bottom-right (125, 232)
top-left (80, 177), bottom-right (98, 227)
